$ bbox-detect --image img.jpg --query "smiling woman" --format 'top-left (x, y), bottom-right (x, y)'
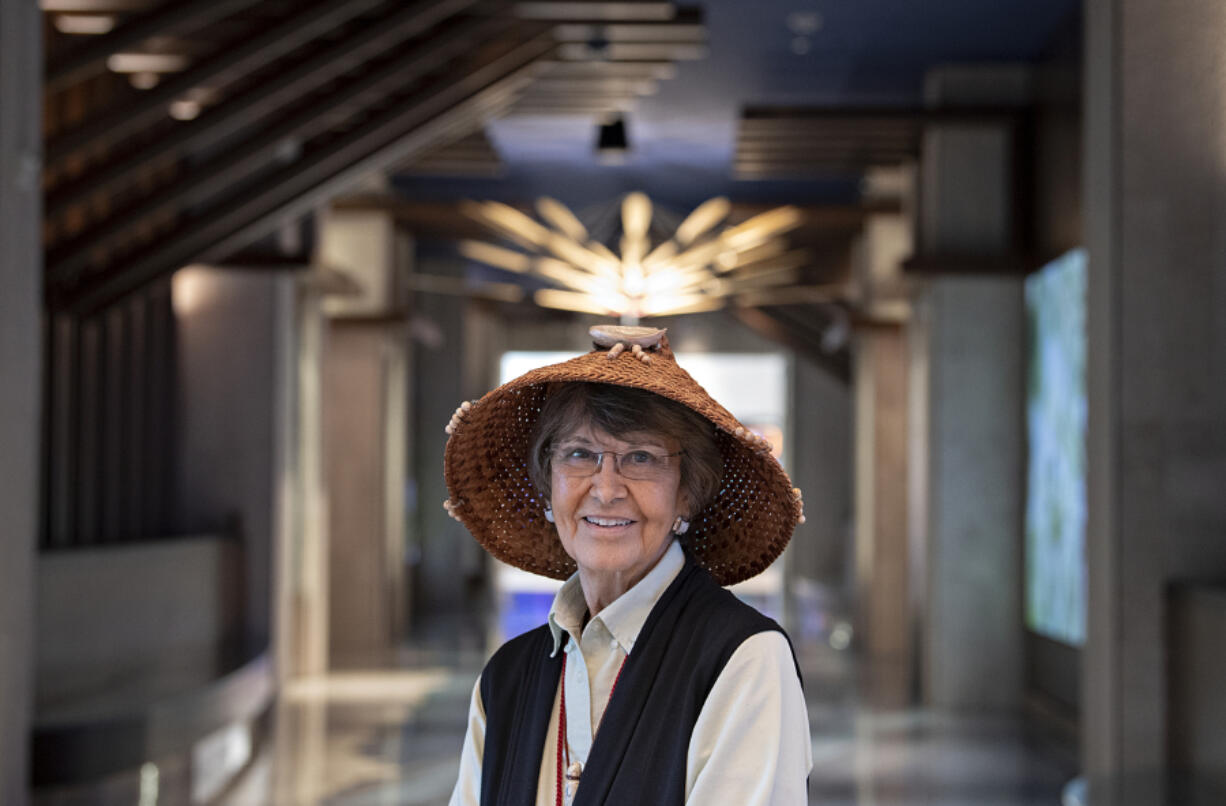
top-left (442, 325), bottom-right (810, 806)
top-left (547, 422), bottom-right (687, 616)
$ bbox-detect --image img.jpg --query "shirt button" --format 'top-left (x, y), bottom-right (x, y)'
top-left (609, 639), bottom-right (619, 649)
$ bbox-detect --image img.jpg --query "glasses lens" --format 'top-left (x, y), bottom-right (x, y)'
top-left (552, 446), bottom-right (674, 480)
top-left (555, 446), bottom-right (600, 475)
top-left (617, 449), bottom-right (667, 480)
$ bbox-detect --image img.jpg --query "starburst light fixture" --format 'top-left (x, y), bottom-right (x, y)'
top-left (457, 192), bottom-right (810, 324)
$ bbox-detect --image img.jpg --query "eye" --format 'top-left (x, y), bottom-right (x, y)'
top-left (562, 446), bottom-right (596, 461)
top-left (625, 450), bottom-right (657, 466)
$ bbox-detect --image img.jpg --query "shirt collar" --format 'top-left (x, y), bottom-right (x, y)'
top-left (547, 539), bottom-right (685, 657)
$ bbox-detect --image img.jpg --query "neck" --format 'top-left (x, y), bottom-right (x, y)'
top-left (578, 569), bottom-right (638, 617)
top-left (577, 542), bottom-right (672, 616)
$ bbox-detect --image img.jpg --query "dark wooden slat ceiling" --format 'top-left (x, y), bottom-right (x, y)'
top-left (397, 129), bottom-right (505, 178)
top-left (735, 107), bottom-right (925, 180)
top-left (734, 105), bottom-right (1022, 180)
top-left (40, 0), bottom-right (707, 313)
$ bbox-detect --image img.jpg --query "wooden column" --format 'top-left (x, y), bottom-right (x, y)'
top-left (854, 327), bottom-right (911, 671)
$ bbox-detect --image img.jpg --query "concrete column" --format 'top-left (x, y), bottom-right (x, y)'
top-left (920, 66), bottom-right (1028, 256)
top-left (908, 67), bottom-right (1028, 709)
top-left (789, 357), bottom-right (852, 589)
top-left (173, 268), bottom-right (296, 651)
top-left (414, 275), bottom-right (470, 613)
top-left (912, 277), bottom-right (1024, 709)
top-left (1083, 0), bottom-right (1226, 784)
top-left (0, 2), bottom-right (41, 802)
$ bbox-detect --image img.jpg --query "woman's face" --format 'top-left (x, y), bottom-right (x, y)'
top-left (550, 422), bottom-right (688, 585)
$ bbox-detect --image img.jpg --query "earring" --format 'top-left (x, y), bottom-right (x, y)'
top-left (544, 506), bottom-right (555, 523)
top-left (671, 515), bottom-right (690, 535)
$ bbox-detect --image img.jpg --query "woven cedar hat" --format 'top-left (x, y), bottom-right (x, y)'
top-left (442, 325), bottom-right (805, 586)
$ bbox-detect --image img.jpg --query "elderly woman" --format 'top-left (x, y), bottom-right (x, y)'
top-left (445, 326), bottom-right (811, 806)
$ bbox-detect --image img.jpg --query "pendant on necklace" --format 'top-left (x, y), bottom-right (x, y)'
top-left (565, 761), bottom-right (582, 797)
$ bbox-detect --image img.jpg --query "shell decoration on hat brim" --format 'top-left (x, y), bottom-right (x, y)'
top-left (589, 324), bottom-right (665, 363)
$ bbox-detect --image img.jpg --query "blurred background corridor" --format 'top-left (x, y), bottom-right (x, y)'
top-left (2, 1), bottom-right (1225, 804)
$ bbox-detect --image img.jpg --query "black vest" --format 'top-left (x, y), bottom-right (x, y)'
top-left (478, 556), bottom-right (799, 806)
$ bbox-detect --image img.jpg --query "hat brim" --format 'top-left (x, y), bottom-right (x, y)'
top-left (443, 339), bottom-right (801, 586)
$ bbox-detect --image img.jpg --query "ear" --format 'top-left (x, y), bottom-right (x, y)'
top-left (673, 485), bottom-right (691, 520)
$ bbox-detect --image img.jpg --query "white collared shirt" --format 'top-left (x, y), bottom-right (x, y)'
top-left (449, 540), bottom-right (812, 806)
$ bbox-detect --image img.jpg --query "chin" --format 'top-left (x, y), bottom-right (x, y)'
top-left (576, 549), bottom-right (641, 577)
top-left (573, 539), bottom-right (666, 580)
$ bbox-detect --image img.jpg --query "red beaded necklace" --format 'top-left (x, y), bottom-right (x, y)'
top-left (556, 650), bottom-right (628, 806)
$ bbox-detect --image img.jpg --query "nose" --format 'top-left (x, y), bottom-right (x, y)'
top-left (588, 454), bottom-right (628, 502)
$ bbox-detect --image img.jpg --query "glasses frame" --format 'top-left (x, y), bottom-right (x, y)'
top-left (550, 445), bottom-right (684, 481)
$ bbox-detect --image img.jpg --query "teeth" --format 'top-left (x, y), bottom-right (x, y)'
top-left (586, 516), bottom-right (631, 527)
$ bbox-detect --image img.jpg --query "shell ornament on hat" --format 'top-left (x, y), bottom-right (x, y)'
top-left (443, 325), bottom-right (804, 586)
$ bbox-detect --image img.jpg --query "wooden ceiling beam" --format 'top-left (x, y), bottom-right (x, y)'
top-left (52, 31), bottom-right (555, 313)
top-left (47, 14), bottom-right (522, 289)
top-left (327, 197), bottom-right (893, 238)
top-left (517, 89), bottom-right (643, 99)
top-left (737, 128), bottom-right (920, 140)
top-left (734, 166), bottom-right (884, 179)
top-left (45, 0), bottom-right (260, 92)
top-left (735, 159), bottom-right (913, 172)
top-left (513, 1), bottom-right (677, 21)
top-left (739, 120), bottom-right (921, 132)
top-left (739, 138), bottom-right (917, 151)
top-left (552, 22), bottom-right (705, 43)
top-left (47, 0), bottom-right (486, 217)
top-left (731, 199), bottom-right (899, 225)
top-left (735, 145), bottom-right (917, 157)
top-left (533, 59), bottom-right (676, 77)
top-left (556, 41), bottom-right (706, 60)
top-left (524, 77), bottom-right (658, 92)
top-left (902, 253), bottom-right (1033, 275)
top-left (46, 0), bottom-right (390, 164)
top-left (742, 105), bottom-right (1020, 121)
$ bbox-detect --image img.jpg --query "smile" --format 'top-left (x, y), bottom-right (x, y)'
top-left (583, 516), bottom-right (633, 527)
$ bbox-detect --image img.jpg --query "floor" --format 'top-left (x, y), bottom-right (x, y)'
top-left (216, 596), bottom-right (1079, 806)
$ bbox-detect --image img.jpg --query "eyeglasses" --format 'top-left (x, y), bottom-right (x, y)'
top-left (551, 444), bottom-right (683, 481)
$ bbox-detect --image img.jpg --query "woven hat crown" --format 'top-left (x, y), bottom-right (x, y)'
top-left (442, 326), bottom-right (804, 585)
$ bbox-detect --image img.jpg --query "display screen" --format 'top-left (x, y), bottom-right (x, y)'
top-left (1024, 248), bottom-right (1088, 646)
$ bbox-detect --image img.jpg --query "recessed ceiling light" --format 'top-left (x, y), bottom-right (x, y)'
top-left (169, 99), bottom-right (201, 121)
top-left (106, 52), bottom-right (190, 74)
top-left (786, 11), bottom-right (823, 36)
top-left (53, 14), bottom-right (115, 34)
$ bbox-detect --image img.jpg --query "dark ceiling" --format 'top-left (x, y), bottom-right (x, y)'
top-left (398, 0), bottom-right (1081, 208)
